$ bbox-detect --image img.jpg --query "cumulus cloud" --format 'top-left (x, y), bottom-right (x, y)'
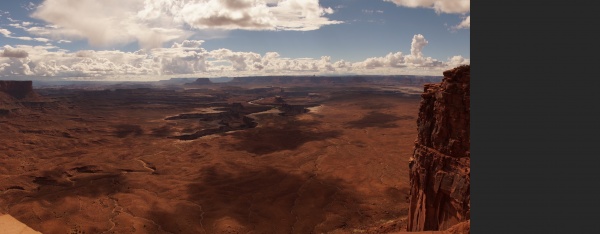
top-left (410, 34), bottom-right (428, 57)
top-left (1, 46), bottom-right (30, 58)
top-left (30, 0), bottom-right (341, 48)
top-left (447, 55), bottom-right (470, 67)
top-left (209, 48), bottom-right (261, 71)
top-left (355, 34), bottom-right (467, 73)
top-left (384, 0), bottom-right (470, 14)
top-left (31, 0), bottom-right (188, 48)
top-left (0, 35), bottom-right (468, 79)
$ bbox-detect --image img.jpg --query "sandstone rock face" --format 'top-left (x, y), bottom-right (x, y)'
top-left (0, 81), bottom-right (34, 99)
top-left (407, 65), bottom-right (470, 232)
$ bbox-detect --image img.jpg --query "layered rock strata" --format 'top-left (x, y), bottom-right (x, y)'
top-left (407, 65), bottom-right (470, 232)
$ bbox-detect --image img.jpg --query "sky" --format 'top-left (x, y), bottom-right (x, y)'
top-left (0, 0), bottom-right (469, 81)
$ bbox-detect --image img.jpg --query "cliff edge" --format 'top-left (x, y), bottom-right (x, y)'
top-left (407, 65), bottom-right (470, 232)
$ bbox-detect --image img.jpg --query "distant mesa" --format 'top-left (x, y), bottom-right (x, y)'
top-left (0, 81), bottom-right (36, 99)
top-left (192, 78), bottom-right (213, 85)
top-left (211, 75), bottom-right (442, 87)
top-left (407, 65), bottom-right (470, 232)
top-left (1, 80), bottom-right (42, 115)
top-left (156, 78), bottom-right (197, 85)
top-left (183, 77), bottom-right (235, 86)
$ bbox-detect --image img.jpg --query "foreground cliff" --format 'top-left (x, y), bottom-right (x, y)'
top-left (407, 65), bottom-right (470, 232)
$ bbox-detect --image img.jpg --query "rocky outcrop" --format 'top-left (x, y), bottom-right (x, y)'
top-left (407, 65), bottom-right (470, 232)
top-left (278, 104), bottom-right (310, 116)
top-left (0, 81), bottom-right (35, 99)
top-left (165, 103), bottom-right (263, 140)
top-left (1, 81), bottom-right (40, 115)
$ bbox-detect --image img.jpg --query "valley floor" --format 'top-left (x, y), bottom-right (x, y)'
top-left (0, 86), bottom-right (420, 233)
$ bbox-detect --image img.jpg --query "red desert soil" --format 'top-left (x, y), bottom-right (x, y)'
top-left (1, 86), bottom-right (421, 233)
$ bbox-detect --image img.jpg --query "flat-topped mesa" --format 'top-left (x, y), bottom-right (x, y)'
top-left (0, 81), bottom-right (35, 99)
top-left (226, 75), bottom-right (442, 86)
top-left (192, 78), bottom-right (213, 85)
top-left (407, 65), bottom-right (470, 232)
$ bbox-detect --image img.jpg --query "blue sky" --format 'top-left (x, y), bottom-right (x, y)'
top-left (0, 0), bottom-right (469, 80)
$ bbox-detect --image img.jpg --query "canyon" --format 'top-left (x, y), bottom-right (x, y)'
top-left (0, 68), bottom-right (469, 233)
top-left (1, 77), bottom-right (420, 233)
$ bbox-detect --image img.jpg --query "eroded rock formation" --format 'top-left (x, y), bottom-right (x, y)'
top-left (278, 104), bottom-right (310, 116)
top-left (165, 103), bottom-right (263, 140)
top-left (407, 65), bottom-right (470, 232)
top-left (1, 80), bottom-right (41, 115)
top-left (0, 81), bottom-right (34, 99)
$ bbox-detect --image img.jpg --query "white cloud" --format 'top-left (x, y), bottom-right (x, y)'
top-left (385, 0), bottom-right (470, 14)
top-left (24, 2), bottom-right (37, 11)
top-left (8, 21), bottom-right (35, 30)
top-left (9, 24), bottom-right (26, 30)
top-left (354, 34), bottom-right (467, 73)
top-left (333, 59), bottom-right (351, 71)
top-left (30, 0), bottom-right (342, 48)
top-left (12, 37), bottom-right (34, 41)
top-left (453, 15), bottom-right (470, 30)
top-left (362, 9), bottom-right (384, 14)
top-left (209, 48), bottom-right (261, 71)
top-left (25, 26), bottom-right (54, 36)
top-left (0, 28), bottom-right (11, 37)
top-left (31, 0), bottom-right (188, 48)
top-left (410, 34), bottom-right (428, 57)
top-left (171, 40), bottom-right (205, 48)
top-left (0, 35), bottom-right (468, 79)
top-left (0, 27), bottom-right (51, 43)
top-left (447, 55), bottom-right (470, 67)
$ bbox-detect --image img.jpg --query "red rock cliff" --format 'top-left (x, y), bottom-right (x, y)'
top-left (0, 81), bottom-right (34, 99)
top-left (407, 65), bottom-right (470, 232)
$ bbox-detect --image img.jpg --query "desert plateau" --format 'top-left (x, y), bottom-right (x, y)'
top-left (1, 74), bottom-right (438, 233)
top-left (1, 65), bottom-right (470, 234)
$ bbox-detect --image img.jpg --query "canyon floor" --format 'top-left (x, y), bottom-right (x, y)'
top-left (1, 83), bottom-right (422, 234)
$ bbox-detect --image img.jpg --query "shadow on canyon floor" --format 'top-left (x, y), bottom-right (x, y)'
top-left (113, 124), bottom-right (144, 138)
top-left (152, 163), bottom-right (365, 233)
top-left (9, 163), bottom-right (367, 233)
top-left (345, 111), bottom-right (414, 129)
top-left (225, 118), bottom-right (342, 155)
